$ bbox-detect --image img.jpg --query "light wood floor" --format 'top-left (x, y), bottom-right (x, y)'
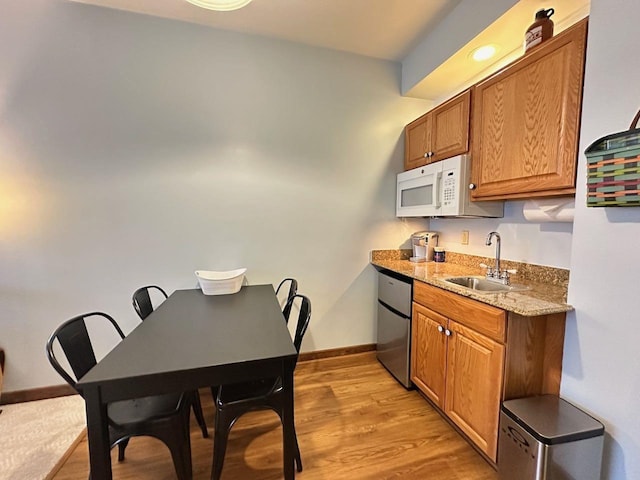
top-left (54, 352), bottom-right (497, 480)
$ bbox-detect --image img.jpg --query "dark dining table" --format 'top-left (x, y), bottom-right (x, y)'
top-left (76, 284), bottom-right (299, 480)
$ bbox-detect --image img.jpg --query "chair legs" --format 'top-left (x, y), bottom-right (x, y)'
top-left (164, 417), bottom-right (193, 480)
top-left (278, 411), bottom-right (303, 473)
top-left (107, 409), bottom-right (192, 480)
top-left (116, 437), bottom-right (130, 461)
top-left (156, 406), bottom-right (193, 480)
top-left (210, 387), bottom-right (303, 480)
top-left (211, 396), bottom-right (232, 480)
top-left (192, 390), bottom-right (209, 438)
top-left (293, 426), bottom-right (302, 472)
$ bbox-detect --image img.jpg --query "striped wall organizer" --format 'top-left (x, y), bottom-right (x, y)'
top-left (585, 110), bottom-right (640, 207)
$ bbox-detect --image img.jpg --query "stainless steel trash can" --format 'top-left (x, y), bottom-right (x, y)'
top-left (498, 395), bottom-right (604, 480)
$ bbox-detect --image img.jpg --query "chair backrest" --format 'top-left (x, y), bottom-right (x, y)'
top-left (46, 312), bottom-right (125, 394)
top-left (276, 278), bottom-right (298, 323)
top-left (283, 294), bottom-right (311, 353)
top-left (132, 285), bottom-right (168, 321)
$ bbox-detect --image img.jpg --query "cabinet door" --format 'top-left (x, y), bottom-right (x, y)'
top-left (411, 303), bottom-right (447, 409)
top-left (404, 113), bottom-right (432, 171)
top-left (444, 320), bottom-right (505, 462)
top-left (471, 19), bottom-right (587, 200)
top-left (431, 89), bottom-right (471, 162)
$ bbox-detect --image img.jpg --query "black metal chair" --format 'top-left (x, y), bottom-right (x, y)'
top-left (132, 285), bottom-right (209, 439)
top-left (275, 278), bottom-right (298, 323)
top-left (46, 312), bottom-right (193, 480)
top-left (131, 285), bottom-right (168, 321)
top-left (210, 294), bottom-right (311, 480)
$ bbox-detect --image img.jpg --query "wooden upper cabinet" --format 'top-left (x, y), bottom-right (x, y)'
top-left (470, 18), bottom-right (588, 200)
top-left (405, 113), bottom-right (432, 171)
top-left (404, 89), bottom-right (471, 171)
top-left (431, 89), bottom-right (472, 162)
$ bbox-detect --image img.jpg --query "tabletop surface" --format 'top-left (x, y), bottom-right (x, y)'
top-left (77, 285), bottom-right (297, 388)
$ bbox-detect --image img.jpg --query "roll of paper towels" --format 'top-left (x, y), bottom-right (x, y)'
top-left (523, 198), bottom-right (575, 222)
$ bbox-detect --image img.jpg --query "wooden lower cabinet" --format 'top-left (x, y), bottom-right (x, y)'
top-left (445, 319), bottom-right (504, 461)
top-left (411, 304), bottom-right (447, 408)
top-left (411, 281), bottom-right (565, 463)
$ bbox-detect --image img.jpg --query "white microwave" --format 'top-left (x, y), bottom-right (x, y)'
top-left (396, 155), bottom-right (503, 218)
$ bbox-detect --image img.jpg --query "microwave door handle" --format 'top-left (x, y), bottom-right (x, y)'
top-left (433, 171), bottom-right (442, 208)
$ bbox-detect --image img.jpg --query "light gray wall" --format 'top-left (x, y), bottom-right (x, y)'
top-left (430, 203), bottom-right (574, 269)
top-left (563, 0), bottom-right (640, 478)
top-left (0, 1), bottom-right (431, 392)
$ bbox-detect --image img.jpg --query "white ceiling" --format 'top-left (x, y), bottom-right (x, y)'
top-left (68, 0), bottom-right (463, 61)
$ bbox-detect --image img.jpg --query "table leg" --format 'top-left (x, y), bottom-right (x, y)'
top-left (282, 359), bottom-right (296, 480)
top-left (84, 386), bottom-right (112, 480)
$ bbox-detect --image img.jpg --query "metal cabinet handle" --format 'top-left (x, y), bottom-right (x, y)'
top-left (424, 152), bottom-right (429, 158)
top-left (469, 183), bottom-right (476, 190)
top-left (428, 151), bottom-right (434, 158)
top-left (445, 329), bottom-right (452, 337)
top-left (437, 325), bottom-right (444, 333)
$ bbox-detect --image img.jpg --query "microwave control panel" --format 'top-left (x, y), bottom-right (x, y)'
top-left (442, 169), bottom-right (458, 207)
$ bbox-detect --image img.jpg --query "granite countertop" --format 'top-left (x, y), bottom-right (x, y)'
top-left (371, 250), bottom-right (573, 317)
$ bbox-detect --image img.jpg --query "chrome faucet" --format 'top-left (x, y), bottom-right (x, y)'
top-left (483, 231), bottom-right (516, 285)
top-left (485, 231), bottom-right (501, 275)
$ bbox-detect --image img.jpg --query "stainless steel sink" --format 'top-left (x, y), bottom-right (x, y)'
top-left (444, 276), bottom-right (529, 293)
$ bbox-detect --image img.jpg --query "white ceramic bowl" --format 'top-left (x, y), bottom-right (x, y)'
top-left (195, 268), bottom-right (247, 295)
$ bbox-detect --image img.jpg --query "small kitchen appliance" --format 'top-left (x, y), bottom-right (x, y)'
top-left (410, 231), bottom-right (439, 262)
top-left (396, 154), bottom-right (504, 218)
top-left (376, 269), bottom-right (412, 388)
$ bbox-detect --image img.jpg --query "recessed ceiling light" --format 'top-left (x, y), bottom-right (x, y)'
top-left (470, 45), bottom-right (498, 62)
top-left (185, 0), bottom-right (253, 11)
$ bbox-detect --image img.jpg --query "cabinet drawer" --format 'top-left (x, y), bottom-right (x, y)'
top-left (414, 281), bottom-right (506, 343)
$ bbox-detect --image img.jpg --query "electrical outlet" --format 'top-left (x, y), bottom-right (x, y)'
top-left (461, 230), bottom-right (469, 245)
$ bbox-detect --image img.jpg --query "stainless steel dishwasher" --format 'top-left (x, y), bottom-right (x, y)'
top-left (376, 269), bottom-right (412, 388)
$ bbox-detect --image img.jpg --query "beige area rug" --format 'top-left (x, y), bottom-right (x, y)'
top-left (0, 395), bottom-right (86, 480)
